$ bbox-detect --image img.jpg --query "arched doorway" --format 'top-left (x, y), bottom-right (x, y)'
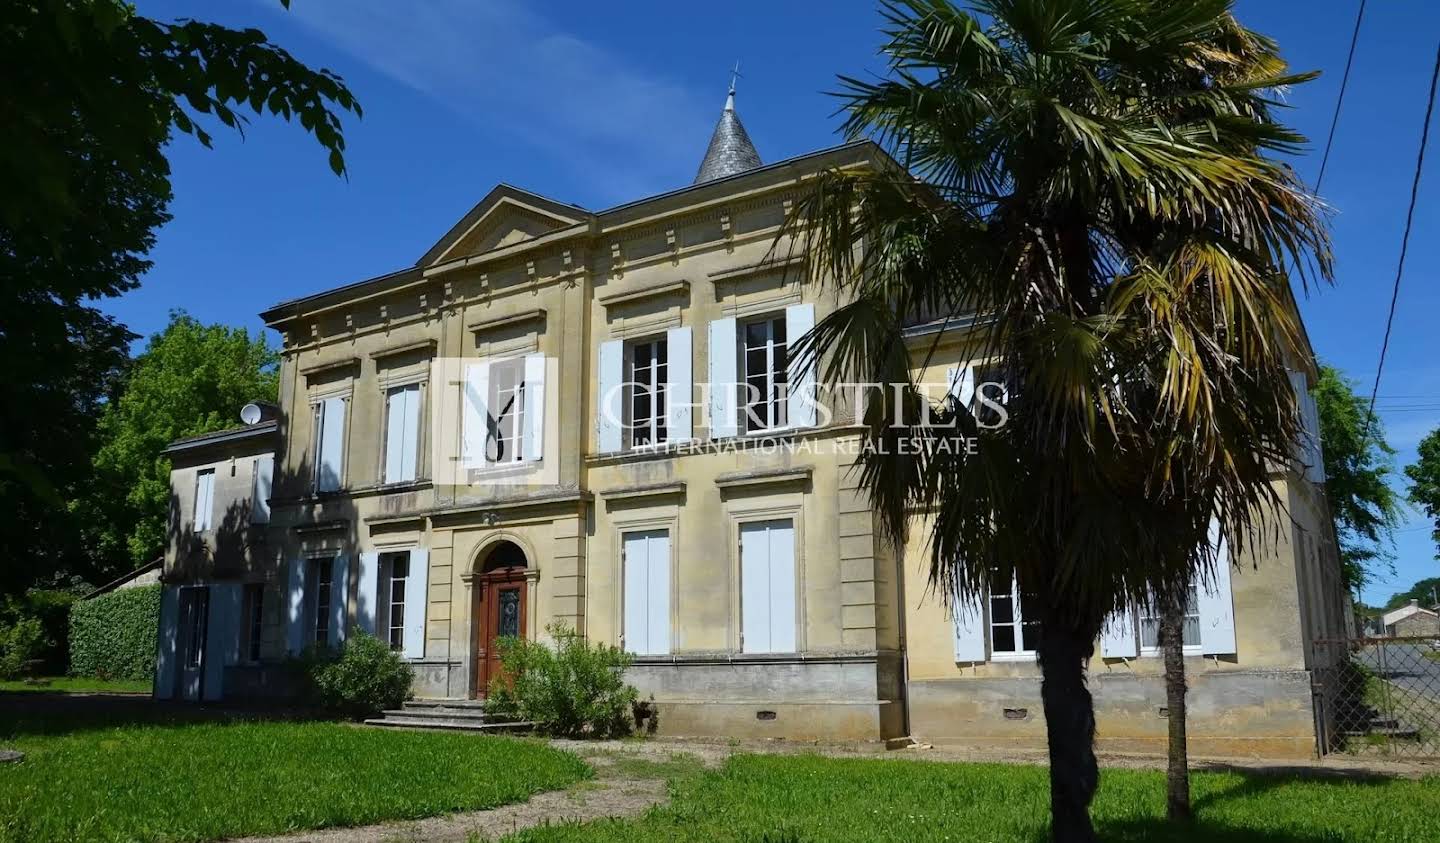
top-left (472, 540), bottom-right (529, 698)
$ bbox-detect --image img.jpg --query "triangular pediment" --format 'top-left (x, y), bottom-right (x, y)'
top-left (420, 185), bottom-right (590, 266)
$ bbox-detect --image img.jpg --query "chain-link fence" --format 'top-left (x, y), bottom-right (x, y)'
top-left (1313, 637), bottom-right (1440, 757)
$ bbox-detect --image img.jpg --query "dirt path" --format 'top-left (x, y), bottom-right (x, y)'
top-left (228, 748), bottom-right (684, 843)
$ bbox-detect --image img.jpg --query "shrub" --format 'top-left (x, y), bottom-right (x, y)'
top-left (22, 589), bottom-right (78, 673)
top-left (483, 622), bottom-right (638, 738)
top-left (0, 617), bottom-right (48, 679)
top-left (68, 584), bottom-right (161, 681)
top-left (300, 631), bottom-right (414, 719)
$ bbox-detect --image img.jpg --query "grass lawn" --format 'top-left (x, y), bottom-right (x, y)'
top-left (0, 676), bottom-right (151, 694)
top-left (0, 711), bottom-right (590, 843)
top-left (508, 753), bottom-right (1439, 843)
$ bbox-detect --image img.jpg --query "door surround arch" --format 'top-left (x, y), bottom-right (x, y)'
top-left (463, 533), bottom-right (540, 698)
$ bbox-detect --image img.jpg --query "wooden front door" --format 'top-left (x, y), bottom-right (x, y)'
top-left (475, 569), bottom-right (527, 697)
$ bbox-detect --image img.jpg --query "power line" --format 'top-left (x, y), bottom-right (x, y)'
top-left (1360, 40), bottom-right (1440, 447)
top-left (1312, 0), bottom-right (1369, 194)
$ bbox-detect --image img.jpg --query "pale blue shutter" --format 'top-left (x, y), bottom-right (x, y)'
top-left (740, 522), bottom-right (770, 653)
top-left (251, 455), bottom-right (273, 524)
top-left (203, 584), bottom-right (242, 701)
top-left (403, 549), bottom-right (430, 659)
top-left (952, 591), bottom-right (987, 663)
top-left (330, 554), bottom-right (350, 646)
top-left (523, 353), bottom-right (546, 461)
top-left (317, 397), bottom-right (346, 491)
top-left (708, 317), bottom-right (739, 438)
top-left (597, 340), bottom-right (624, 453)
top-left (623, 531), bottom-right (650, 654)
top-left (767, 522), bottom-right (797, 652)
top-left (155, 585), bottom-right (180, 699)
top-left (356, 551), bottom-right (380, 635)
top-left (785, 304), bottom-right (817, 428)
top-left (462, 364), bottom-right (489, 468)
top-left (647, 531), bottom-right (672, 654)
top-left (1199, 519), bottom-right (1237, 654)
top-left (400, 386), bottom-right (421, 481)
top-left (666, 327), bottom-right (693, 442)
top-left (1100, 609), bottom-right (1138, 658)
top-left (285, 558), bottom-right (307, 654)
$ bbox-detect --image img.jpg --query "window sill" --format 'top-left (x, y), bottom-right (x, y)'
top-left (989, 651), bottom-right (1037, 662)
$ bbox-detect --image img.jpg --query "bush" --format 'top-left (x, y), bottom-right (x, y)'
top-left (483, 622), bottom-right (638, 738)
top-left (299, 631), bottom-right (414, 719)
top-left (0, 617), bottom-right (47, 679)
top-left (22, 589), bottom-right (78, 673)
top-left (69, 585), bottom-right (161, 681)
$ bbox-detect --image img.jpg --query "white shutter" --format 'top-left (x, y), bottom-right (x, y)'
top-left (203, 584), bottom-right (242, 701)
top-left (740, 522), bottom-right (770, 653)
top-left (785, 304), bottom-right (817, 428)
top-left (330, 554), bottom-right (350, 646)
top-left (523, 352), bottom-right (546, 461)
top-left (251, 455), bottom-right (273, 524)
top-left (356, 551), bottom-right (380, 635)
top-left (767, 521), bottom-right (797, 652)
top-left (1101, 609), bottom-right (1139, 658)
top-left (946, 365), bottom-right (976, 407)
top-left (155, 585), bottom-right (180, 699)
top-left (597, 340), bottom-right (624, 454)
top-left (952, 590), bottom-right (987, 663)
top-left (384, 387), bottom-right (417, 483)
top-left (623, 532), bottom-right (650, 654)
top-left (402, 549), bottom-right (429, 659)
top-left (708, 317), bottom-right (739, 439)
top-left (666, 327), bottom-right (693, 442)
top-left (401, 386), bottom-right (421, 481)
top-left (462, 363), bottom-right (490, 468)
top-left (317, 396), bottom-right (346, 491)
top-left (194, 471), bottom-right (214, 531)
top-left (1305, 391), bottom-right (1325, 483)
top-left (1287, 371), bottom-right (1316, 481)
top-left (285, 558), bottom-right (307, 654)
top-left (1199, 519), bottom-right (1237, 655)
top-left (647, 531), bottom-right (672, 654)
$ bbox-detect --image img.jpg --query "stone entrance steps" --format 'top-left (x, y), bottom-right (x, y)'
top-left (364, 699), bottom-right (534, 733)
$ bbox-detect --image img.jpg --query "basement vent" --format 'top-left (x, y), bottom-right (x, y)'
top-left (1002, 708), bottom-right (1028, 721)
top-left (1158, 707), bottom-right (1169, 718)
top-left (756, 710), bottom-right (777, 721)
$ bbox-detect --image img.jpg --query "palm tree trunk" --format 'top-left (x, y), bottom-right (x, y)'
top-left (1160, 592), bottom-right (1192, 821)
top-left (1037, 612), bottom-right (1100, 843)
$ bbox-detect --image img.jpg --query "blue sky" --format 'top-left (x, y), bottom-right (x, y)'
top-left (119, 1), bottom-right (1439, 604)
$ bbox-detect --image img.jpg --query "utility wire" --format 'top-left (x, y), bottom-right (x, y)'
top-left (1360, 40), bottom-right (1440, 447)
top-left (1312, 0), bottom-right (1369, 194)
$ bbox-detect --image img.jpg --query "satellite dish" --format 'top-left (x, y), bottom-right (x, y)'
top-left (240, 403), bottom-right (264, 425)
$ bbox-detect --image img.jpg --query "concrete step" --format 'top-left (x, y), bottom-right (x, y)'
top-left (363, 715), bottom-right (535, 733)
top-left (380, 708), bottom-right (489, 723)
top-left (403, 698), bottom-right (489, 711)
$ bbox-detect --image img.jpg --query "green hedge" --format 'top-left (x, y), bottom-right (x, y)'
top-left (69, 585), bottom-right (161, 682)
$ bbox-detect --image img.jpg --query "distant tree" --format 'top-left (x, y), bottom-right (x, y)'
top-left (1407, 428), bottom-right (1440, 559)
top-left (1384, 576), bottom-right (1440, 611)
top-left (0, 1), bottom-right (358, 593)
top-left (82, 313), bottom-right (278, 573)
top-left (1313, 365), bottom-right (1403, 589)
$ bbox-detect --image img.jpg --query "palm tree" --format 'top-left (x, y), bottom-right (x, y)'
top-left (786, 1), bottom-right (1330, 839)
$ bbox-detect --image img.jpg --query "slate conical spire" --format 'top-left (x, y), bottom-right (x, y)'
top-left (693, 76), bottom-right (762, 184)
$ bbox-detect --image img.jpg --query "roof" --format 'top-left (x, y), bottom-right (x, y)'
top-left (1382, 602), bottom-right (1440, 628)
top-left (161, 420), bottom-right (278, 456)
top-left (694, 86), bottom-right (762, 184)
top-left (84, 557), bottom-right (162, 600)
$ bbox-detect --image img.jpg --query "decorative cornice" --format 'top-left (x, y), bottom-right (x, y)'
top-left (598, 280), bottom-right (690, 309)
top-left (368, 338), bottom-right (438, 361)
top-left (466, 307), bottom-right (547, 335)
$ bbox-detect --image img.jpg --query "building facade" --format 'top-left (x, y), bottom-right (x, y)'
top-left (155, 92), bottom-right (1350, 758)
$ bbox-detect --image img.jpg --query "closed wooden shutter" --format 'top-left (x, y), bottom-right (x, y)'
top-left (785, 304), bottom-right (817, 428)
top-left (356, 551), bottom-right (380, 635)
top-left (1198, 519), bottom-right (1237, 654)
top-left (462, 364), bottom-right (490, 468)
top-left (597, 340), bottom-right (624, 453)
top-left (708, 317), bottom-right (739, 438)
top-left (952, 589), bottom-right (987, 663)
top-left (202, 584), bottom-right (242, 702)
top-left (251, 455), bottom-right (273, 524)
top-left (666, 327), bottom-right (693, 442)
top-left (1100, 609), bottom-right (1138, 658)
top-left (317, 397), bottom-right (346, 491)
top-left (329, 555), bottom-right (350, 646)
top-left (384, 385), bottom-right (420, 483)
top-left (155, 585), bottom-right (180, 699)
top-left (623, 530), bottom-right (671, 655)
top-left (194, 470), bottom-right (215, 531)
top-left (403, 549), bottom-right (429, 659)
top-left (285, 558), bottom-right (307, 655)
top-left (523, 353), bottom-right (546, 461)
top-left (740, 520), bottom-right (796, 653)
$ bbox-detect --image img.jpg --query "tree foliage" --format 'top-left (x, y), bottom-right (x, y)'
top-left (1313, 364), bottom-right (1402, 589)
top-left (84, 312), bottom-right (278, 569)
top-left (1407, 427), bottom-right (1440, 559)
top-left (0, 1), bottom-right (357, 594)
top-left (1384, 576), bottom-right (1440, 611)
top-left (786, 2), bottom-right (1328, 838)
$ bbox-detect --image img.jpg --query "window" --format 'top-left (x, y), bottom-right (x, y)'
top-left (250, 456), bottom-right (273, 524)
top-left (622, 529), bottom-right (671, 655)
top-left (310, 558), bottom-right (334, 646)
top-left (741, 316), bottom-right (788, 433)
top-left (488, 358), bottom-right (527, 465)
top-left (628, 338), bottom-right (668, 447)
top-left (381, 553), bottom-right (409, 651)
top-left (313, 396), bottom-right (347, 492)
top-left (1140, 585), bottom-right (1201, 651)
top-left (241, 583), bottom-right (264, 663)
top-left (193, 469), bottom-right (215, 532)
top-left (989, 573), bottom-right (1037, 656)
top-left (739, 519), bottom-right (797, 653)
top-left (383, 384), bottom-right (422, 484)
